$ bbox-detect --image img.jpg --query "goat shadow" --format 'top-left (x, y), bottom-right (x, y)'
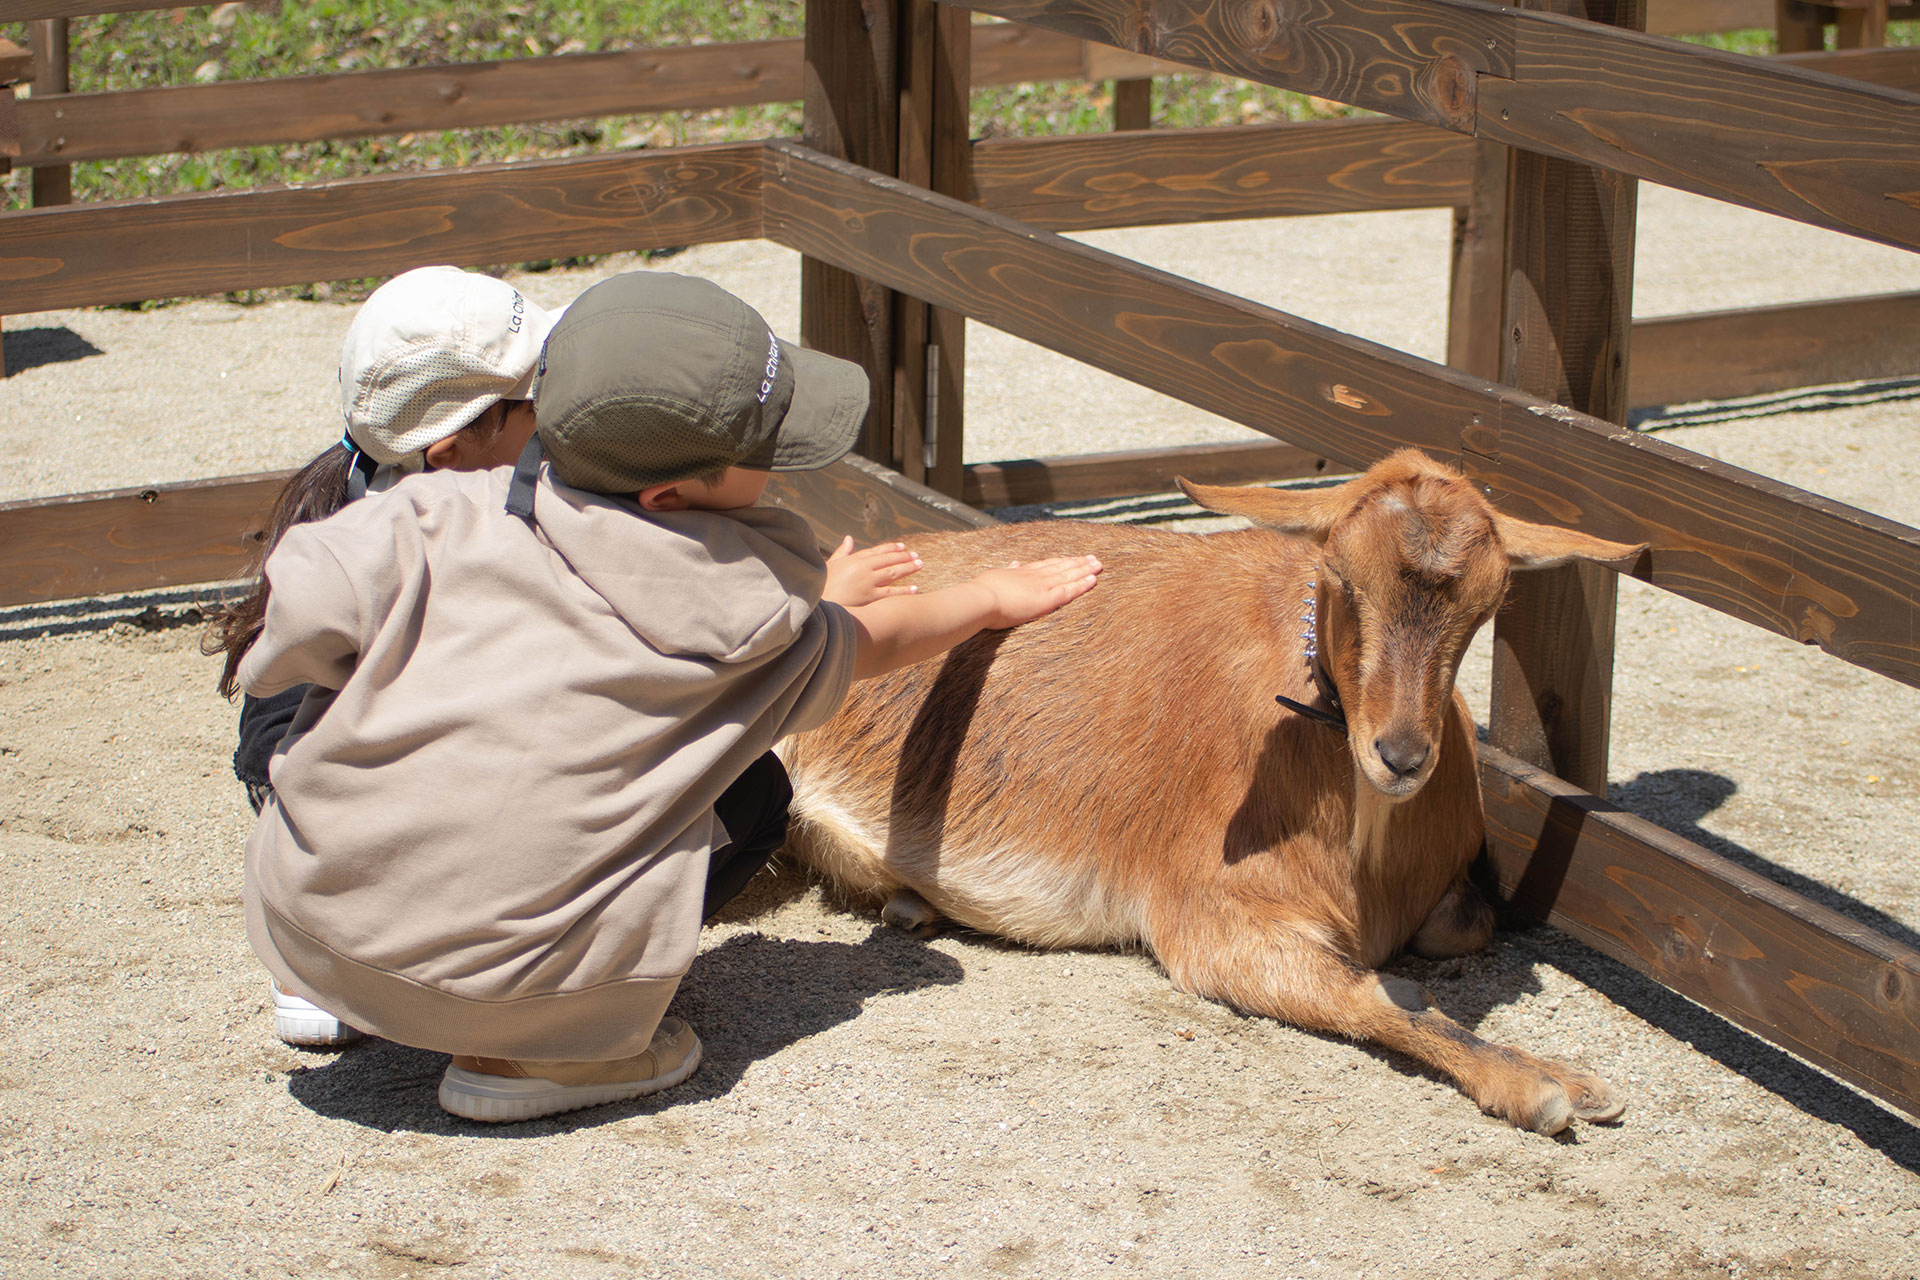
top-left (283, 925), bottom-right (963, 1137)
top-left (2, 325), bottom-right (103, 376)
top-left (1396, 766), bottom-right (1920, 1166)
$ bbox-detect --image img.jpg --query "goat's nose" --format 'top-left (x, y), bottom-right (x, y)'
top-left (1374, 733), bottom-right (1431, 779)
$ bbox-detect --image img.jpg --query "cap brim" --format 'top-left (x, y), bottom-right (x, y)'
top-left (763, 341), bottom-right (869, 472)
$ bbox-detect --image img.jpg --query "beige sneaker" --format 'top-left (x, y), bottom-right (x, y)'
top-left (437, 1017), bottom-right (702, 1123)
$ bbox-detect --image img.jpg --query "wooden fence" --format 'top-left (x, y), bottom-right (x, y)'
top-left (1, 0), bottom-right (1917, 1121)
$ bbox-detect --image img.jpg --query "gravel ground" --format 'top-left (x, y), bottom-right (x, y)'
top-left (1, 185), bottom-right (1917, 1278)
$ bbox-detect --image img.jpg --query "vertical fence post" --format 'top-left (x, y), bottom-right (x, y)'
top-left (1481, 0), bottom-right (1644, 797)
top-left (1775, 0), bottom-right (1827, 52)
top-left (1445, 140), bottom-right (1509, 383)
top-left (802, 0), bottom-right (900, 466)
top-left (1835, 0), bottom-right (1888, 48)
top-left (29, 18), bottom-right (70, 208)
top-left (892, 0), bottom-right (970, 496)
top-left (1111, 77), bottom-right (1150, 131)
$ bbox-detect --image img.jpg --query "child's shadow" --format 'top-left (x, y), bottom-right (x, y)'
top-left (284, 926), bottom-right (961, 1135)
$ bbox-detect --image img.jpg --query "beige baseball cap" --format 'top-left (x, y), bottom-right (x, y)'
top-left (339, 266), bottom-right (562, 467)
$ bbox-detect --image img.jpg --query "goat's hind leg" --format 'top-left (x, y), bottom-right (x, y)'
top-left (1153, 898), bottom-right (1623, 1134)
top-left (881, 889), bottom-right (943, 938)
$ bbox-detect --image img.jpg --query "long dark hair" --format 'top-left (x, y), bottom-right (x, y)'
top-left (204, 403), bottom-right (512, 698)
top-left (204, 443), bottom-right (358, 698)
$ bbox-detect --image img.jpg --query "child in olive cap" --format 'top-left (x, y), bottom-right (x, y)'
top-left (237, 271), bottom-right (1102, 1123)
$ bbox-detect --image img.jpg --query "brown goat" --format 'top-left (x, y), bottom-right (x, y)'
top-left (780, 450), bottom-right (1645, 1134)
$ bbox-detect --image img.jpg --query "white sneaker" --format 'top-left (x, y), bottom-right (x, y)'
top-left (273, 985), bottom-right (363, 1047)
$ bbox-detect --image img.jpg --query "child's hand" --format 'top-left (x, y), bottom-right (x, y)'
top-left (824, 536), bottom-right (923, 607)
top-left (971, 556), bottom-right (1103, 628)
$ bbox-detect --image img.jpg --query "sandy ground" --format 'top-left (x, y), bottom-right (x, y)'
top-left (2, 185), bottom-right (1919, 1278)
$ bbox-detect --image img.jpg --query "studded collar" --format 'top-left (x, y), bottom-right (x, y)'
top-left (1275, 573), bottom-right (1348, 732)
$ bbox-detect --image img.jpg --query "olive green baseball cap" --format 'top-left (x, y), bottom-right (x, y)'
top-left (531, 271), bottom-right (870, 494)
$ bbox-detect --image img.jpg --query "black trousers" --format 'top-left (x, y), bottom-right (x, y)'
top-left (704, 751), bottom-right (793, 919)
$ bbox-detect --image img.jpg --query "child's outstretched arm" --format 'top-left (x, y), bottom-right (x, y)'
top-left (846, 555), bottom-right (1102, 681)
top-left (823, 535), bottom-right (922, 606)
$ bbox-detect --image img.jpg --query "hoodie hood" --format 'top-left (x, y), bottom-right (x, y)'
top-left (523, 466), bottom-right (828, 663)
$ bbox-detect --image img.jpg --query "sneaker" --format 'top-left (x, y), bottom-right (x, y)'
top-left (273, 985), bottom-right (363, 1047)
top-left (437, 1017), bottom-right (702, 1123)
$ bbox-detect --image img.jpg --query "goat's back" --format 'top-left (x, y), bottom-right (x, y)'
top-left (784, 519), bottom-right (1350, 948)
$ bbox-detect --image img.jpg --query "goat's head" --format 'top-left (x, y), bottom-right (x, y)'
top-left (1180, 450), bottom-right (1645, 801)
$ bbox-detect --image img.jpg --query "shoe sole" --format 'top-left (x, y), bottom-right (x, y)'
top-left (274, 1010), bottom-right (363, 1047)
top-left (437, 1039), bottom-right (703, 1123)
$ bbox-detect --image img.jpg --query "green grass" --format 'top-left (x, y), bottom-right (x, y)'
top-left (0, 1), bottom-right (1386, 212)
top-left (2, 3), bottom-right (1911, 298)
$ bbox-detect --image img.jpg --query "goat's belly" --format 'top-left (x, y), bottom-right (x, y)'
top-left (785, 771), bottom-right (1144, 950)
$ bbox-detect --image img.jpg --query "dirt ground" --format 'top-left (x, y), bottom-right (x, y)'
top-left (2, 187), bottom-right (1918, 1279)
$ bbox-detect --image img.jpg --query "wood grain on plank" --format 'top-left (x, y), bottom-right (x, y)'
top-left (0, 472), bottom-right (285, 607)
top-left (971, 117), bottom-right (1474, 230)
top-left (954, 0), bottom-right (1920, 251)
top-left (1475, 13), bottom-right (1920, 252)
top-left (0, 142), bottom-right (763, 314)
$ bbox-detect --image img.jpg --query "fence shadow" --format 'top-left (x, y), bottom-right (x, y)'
top-left (1610, 767), bottom-right (1920, 952)
top-left (3, 326), bottom-right (104, 377)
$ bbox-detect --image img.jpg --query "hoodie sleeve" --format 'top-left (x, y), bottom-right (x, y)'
top-left (769, 600), bottom-right (859, 741)
top-left (236, 522), bottom-right (369, 697)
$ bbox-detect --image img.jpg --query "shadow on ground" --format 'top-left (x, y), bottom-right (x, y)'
top-left (1611, 767), bottom-right (1919, 950)
top-left (285, 928), bottom-right (962, 1137)
top-left (3, 326), bottom-right (103, 376)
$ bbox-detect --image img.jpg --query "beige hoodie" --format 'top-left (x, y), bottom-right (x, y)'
top-left (239, 465), bottom-right (855, 1060)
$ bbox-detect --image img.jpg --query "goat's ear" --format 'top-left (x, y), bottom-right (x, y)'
top-left (1176, 477), bottom-right (1347, 541)
top-left (1493, 512), bottom-right (1647, 571)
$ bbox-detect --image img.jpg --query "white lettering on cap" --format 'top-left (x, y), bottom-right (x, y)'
top-left (758, 332), bottom-right (780, 404)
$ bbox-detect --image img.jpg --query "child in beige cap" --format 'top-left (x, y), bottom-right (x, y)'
top-left (209, 266), bottom-right (920, 1050)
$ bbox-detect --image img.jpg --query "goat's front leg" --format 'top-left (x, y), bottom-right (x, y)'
top-left (1151, 897), bottom-right (1623, 1134)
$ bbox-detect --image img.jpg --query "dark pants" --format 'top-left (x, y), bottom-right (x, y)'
top-left (705, 751), bottom-right (793, 919)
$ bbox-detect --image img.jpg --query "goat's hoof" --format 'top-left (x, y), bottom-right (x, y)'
top-left (1480, 1078), bottom-right (1575, 1135)
top-left (1522, 1089), bottom-right (1575, 1136)
top-left (881, 890), bottom-right (942, 939)
top-left (1560, 1072), bottom-right (1625, 1124)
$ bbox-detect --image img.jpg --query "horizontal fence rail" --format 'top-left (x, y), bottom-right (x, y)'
top-left (0, 0), bottom-right (1777, 22)
top-left (0, 472), bottom-right (287, 603)
top-left (0, 454), bottom-right (997, 607)
top-left (0, 142), bottom-right (764, 312)
top-left (0, 24), bottom-right (1180, 166)
top-left (759, 141), bottom-right (1920, 690)
top-left (970, 116), bottom-right (1474, 228)
top-left (6, 127), bottom-right (1907, 413)
top-left (0, 441), bottom-right (1327, 607)
top-left (955, 0), bottom-right (1920, 252)
top-left (1629, 290), bottom-right (1920, 406)
top-left (4, 13), bottom-right (1915, 167)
